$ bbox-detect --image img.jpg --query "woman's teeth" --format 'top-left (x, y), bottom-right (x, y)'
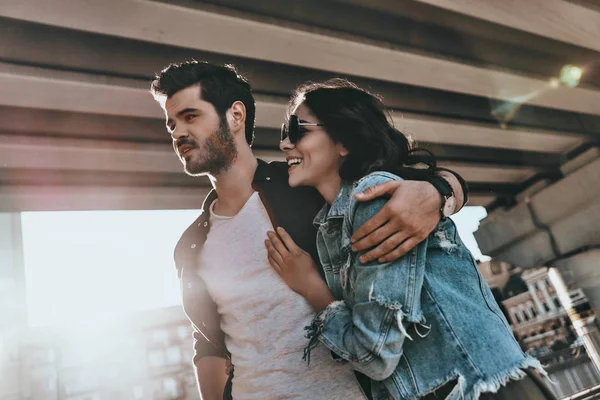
top-left (287, 158), bottom-right (303, 167)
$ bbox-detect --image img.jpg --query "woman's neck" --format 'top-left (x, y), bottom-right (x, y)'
top-left (316, 173), bottom-right (343, 205)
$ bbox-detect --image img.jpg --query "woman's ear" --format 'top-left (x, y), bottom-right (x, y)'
top-left (339, 145), bottom-right (349, 157)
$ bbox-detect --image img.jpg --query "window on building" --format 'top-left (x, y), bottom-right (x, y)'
top-left (149, 349), bottom-right (167, 368)
top-left (166, 346), bottom-right (182, 365)
top-left (554, 297), bottom-right (562, 309)
top-left (163, 377), bottom-right (180, 398)
top-left (543, 303), bottom-right (551, 313)
top-left (177, 325), bottom-right (189, 340)
top-left (515, 313), bottom-right (522, 324)
top-left (151, 329), bottom-right (170, 346)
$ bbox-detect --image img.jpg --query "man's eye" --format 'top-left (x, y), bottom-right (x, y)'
top-left (167, 125), bottom-right (175, 133)
top-left (185, 115), bottom-right (196, 122)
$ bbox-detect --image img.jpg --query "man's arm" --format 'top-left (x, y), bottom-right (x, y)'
top-left (351, 171), bottom-right (467, 263)
top-left (195, 356), bottom-right (229, 400)
top-left (192, 329), bottom-right (230, 400)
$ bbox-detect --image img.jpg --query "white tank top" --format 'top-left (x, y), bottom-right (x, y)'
top-left (198, 192), bottom-right (365, 400)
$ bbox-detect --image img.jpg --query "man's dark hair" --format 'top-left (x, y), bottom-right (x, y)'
top-left (287, 78), bottom-right (436, 181)
top-left (151, 60), bottom-right (256, 145)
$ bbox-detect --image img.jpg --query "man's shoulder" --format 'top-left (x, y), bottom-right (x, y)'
top-left (256, 159), bottom-right (321, 197)
top-left (173, 190), bottom-right (215, 272)
top-left (264, 159), bottom-right (288, 170)
top-left (257, 159), bottom-right (289, 177)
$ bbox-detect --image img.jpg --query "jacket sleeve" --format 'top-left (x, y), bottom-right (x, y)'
top-left (306, 173), bottom-right (427, 381)
top-left (174, 215), bottom-right (228, 362)
top-left (183, 268), bottom-right (232, 399)
top-left (179, 265), bottom-right (227, 361)
top-left (192, 323), bottom-right (224, 361)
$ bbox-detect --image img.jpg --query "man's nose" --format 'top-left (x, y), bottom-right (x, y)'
top-left (171, 126), bottom-right (188, 141)
top-left (280, 137), bottom-right (294, 152)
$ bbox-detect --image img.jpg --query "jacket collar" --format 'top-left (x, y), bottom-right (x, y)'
top-left (314, 180), bottom-right (354, 226)
top-left (253, 158), bottom-right (277, 182)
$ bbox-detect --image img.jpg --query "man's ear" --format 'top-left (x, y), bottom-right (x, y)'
top-left (228, 101), bottom-right (246, 132)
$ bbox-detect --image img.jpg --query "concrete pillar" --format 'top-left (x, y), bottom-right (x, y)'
top-left (528, 284), bottom-right (546, 315)
top-left (549, 267), bottom-right (600, 375)
top-left (526, 301), bottom-right (537, 318)
top-left (0, 213), bottom-right (26, 400)
top-left (538, 280), bottom-right (558, 312)
top-left (517, 307), bottom-right (527, 323)
top-left (554, 249), bottom-right (600, 316)
top-left (509, 308), bottom-right (518, 326)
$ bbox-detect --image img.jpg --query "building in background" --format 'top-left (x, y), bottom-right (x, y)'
top-left (503, 267), bottom-right (582, 356)
top-left (478, 262), bottom-right (600, 397)
top-left (1, 306), bottom-right (199, 400)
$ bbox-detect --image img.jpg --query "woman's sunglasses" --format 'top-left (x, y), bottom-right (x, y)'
top-left (280, 115), bottom-right (323, 144)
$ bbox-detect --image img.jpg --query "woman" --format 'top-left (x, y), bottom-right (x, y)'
top-left (265, 79), bottom-right (554, 400)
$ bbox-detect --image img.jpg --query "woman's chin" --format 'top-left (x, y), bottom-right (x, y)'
top-left (288, 172), bottom-right (305, 187)
top-left (288, 177), bottom-right (301, 187)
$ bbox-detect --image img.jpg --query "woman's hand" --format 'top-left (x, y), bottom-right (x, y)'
top-left (265, 227), bottom-right (321, 294)
top-left (266, 227), bottom-right (335, 311)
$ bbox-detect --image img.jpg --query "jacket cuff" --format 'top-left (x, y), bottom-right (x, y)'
top-left (302, 300), bottom-right (346, 365)
top-left (438, 167), bottom-right (469, 210)
top-left (192, 330), bottom-right (225, 363)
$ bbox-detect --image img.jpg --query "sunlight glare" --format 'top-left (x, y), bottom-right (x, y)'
top-left (20, 209), bottom-right (200, 327)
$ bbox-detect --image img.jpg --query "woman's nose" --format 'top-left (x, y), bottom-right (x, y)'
top-left (280, 137), bottom-right (294, 152)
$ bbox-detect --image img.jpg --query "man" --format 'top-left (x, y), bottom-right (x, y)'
top-left (150, 61), bottom-right (468, 400)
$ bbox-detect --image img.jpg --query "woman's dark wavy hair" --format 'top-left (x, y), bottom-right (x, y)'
top-left (287, 78), bottom-right (437, 181)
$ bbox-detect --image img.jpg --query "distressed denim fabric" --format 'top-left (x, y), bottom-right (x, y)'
top-left (307, 171), bottom-right (544, 400)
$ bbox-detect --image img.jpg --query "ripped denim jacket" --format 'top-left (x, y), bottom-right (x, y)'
top-left (307, 172), bottom-right (544, 400)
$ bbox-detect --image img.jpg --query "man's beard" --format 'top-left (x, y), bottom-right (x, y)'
top-left (183, 120), bottom-right (238, 177)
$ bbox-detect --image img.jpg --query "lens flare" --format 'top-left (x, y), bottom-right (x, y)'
top-left (560, 65), bottom-right (583, 88)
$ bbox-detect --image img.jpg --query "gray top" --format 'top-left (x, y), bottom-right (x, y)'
top-left (197, 192), bottom-right (365, 400)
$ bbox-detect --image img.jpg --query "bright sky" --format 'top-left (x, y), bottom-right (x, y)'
top-left (20, 206), bottom-right (488, 327)
top-left (20, 209), bottom-right (200, 327)
top-left (450, 206), bottom-right (489, 261)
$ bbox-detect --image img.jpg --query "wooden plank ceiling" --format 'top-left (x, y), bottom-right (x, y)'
top-left (0, 0), bottom-right (599, 211)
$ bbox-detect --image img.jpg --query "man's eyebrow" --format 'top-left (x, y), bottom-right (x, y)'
top-left (176, 108), bottom-right (201, 118)
top-left (166, 108), bottom-right (201, 127)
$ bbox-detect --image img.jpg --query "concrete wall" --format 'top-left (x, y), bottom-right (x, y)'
top-left (476, 149), bottom-right (600, 267)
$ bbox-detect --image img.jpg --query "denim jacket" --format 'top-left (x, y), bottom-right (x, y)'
top-left (307, 172), bottom-right (543, 400)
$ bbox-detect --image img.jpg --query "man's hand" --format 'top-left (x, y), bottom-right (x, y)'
top-left (352, 180), bottom-right (442, 264)
top-left (266, 227), bottom-right (335, 311)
